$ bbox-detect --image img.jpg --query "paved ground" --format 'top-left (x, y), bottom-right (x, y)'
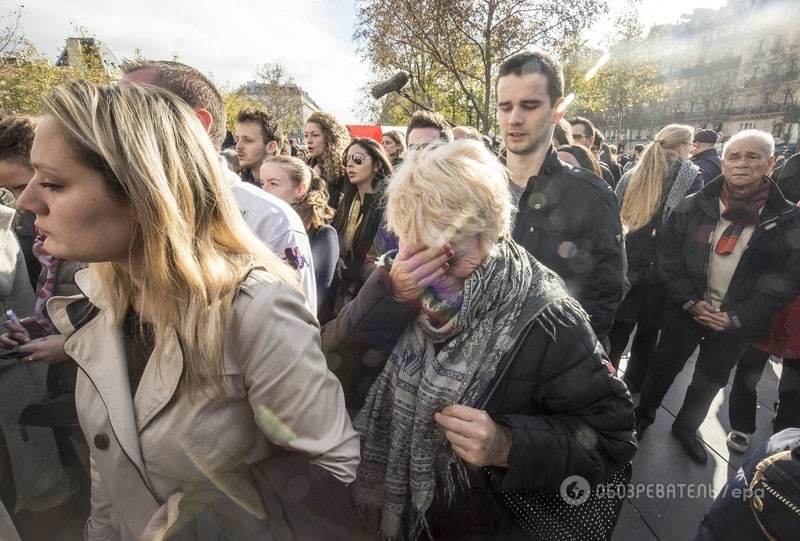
top-left (13, 345), bottom-right (783, 540)
top-left (612, 348), bottom-right (781, 540)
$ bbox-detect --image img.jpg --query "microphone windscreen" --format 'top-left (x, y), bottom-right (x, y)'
top-left (371, 71), bottom-right (410, 99)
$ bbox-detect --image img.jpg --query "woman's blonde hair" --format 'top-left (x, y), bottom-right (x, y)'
top-left (42, 80), bottom-right (298, 396)
top-left (306, 111), bottom-right (349, 187)
top-left (386, 140), bottom-right (511, 250)
top-left (263, 155), bottom-right (334, 232)
top-left (621, 124), bottom-right (693, 231)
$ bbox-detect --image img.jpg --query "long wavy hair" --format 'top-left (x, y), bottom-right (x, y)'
top-left (621, 124), bottom-right (693, 231)
top-left (306, 111), bottom-right (349, 188)
top-left (42, 80), bottom-right (298, 396)
top-left (331, 137), bottom-right (394, 232)
top-left (263, 155), bottom-right (334, 233)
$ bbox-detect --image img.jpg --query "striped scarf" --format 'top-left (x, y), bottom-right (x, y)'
top-left (715, 180), bottom-right (769, 255)
top-left (353, 239), bottom-right (532, 539)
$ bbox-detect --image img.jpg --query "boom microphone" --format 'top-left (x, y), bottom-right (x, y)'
top-left (371, 71), bottom-right (410, 99)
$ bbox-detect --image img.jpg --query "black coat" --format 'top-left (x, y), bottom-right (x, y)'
top-left (322, 263), bottom-right (636, 537)
top-left (657, 177), bottom-right (800, 338)
top-left (690, 148), bottom-right (722, 186)
top-left (773, 152), bottom-right (800, 204)
top-left (512, 146), bottom-right (626, 340)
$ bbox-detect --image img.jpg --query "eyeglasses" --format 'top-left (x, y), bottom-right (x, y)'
top-left (345, 152), bottom-right (367, 166)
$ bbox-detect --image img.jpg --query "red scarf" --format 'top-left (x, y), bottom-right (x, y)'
top-left (715, 181), bottom-right (769, 255)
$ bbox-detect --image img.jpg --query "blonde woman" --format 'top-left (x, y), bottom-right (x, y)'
top-left (608, 125), bottom-right (701, 389)
top-left (325, 141), bottom-right (635, 538)
top-left (304, 112), bottom-right (350, 208)
top-left (10, 81), bottom-right (358, 540)
top-left (260, 155), bottom-right (339, 322)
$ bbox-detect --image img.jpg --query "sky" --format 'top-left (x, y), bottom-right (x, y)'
top-left (12, 0), bottom-right (728, 124)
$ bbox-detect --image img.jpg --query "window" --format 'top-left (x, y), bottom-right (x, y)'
top-left (773, 123), bottom-right (784, 138)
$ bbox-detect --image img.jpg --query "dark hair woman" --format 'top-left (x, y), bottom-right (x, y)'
top-left (329, 138), bottom-right (394, 316)
top-left (304, 112), bottom-right (350, 208)
top-left (558, 144), bottom-right (604, 178)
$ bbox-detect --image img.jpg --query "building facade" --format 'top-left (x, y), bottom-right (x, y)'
top-left (600, 0), bottom-right (800, 151)
top-left (239, 81), bottom-right (320, 141)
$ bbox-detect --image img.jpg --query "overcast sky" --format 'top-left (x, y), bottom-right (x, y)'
top-left (15, 0), bottom-right (727, 124)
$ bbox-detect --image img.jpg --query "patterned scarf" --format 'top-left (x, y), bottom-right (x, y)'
top-left (715, 180), bottom-right (769, 255)
top-left (32, 232), bottom-right (59, 333)
top-left (662, 159), bottom-right (701, 223)
top-left (353, 239), bottom-right (532, 540)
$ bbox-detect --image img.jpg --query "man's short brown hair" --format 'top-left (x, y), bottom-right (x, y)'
top-left (237, 109), bottom-right (280, 145)
top-left (0, 115), bottom-right (35, 167)
top-left (122, 60), bottom-right (227, 150)
top-left (497, 51), bottom-right (564, 106)
top-left (406, 110), bottom-right (453, 144)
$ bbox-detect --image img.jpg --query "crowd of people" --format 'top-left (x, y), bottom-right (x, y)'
top-left (0, 49), bottom-right (799, 540)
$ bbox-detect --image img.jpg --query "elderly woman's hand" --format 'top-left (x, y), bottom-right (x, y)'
top-left (389, 243), bottom-right (453, 303)
top-left (435, 405), bottom-right (512, 468)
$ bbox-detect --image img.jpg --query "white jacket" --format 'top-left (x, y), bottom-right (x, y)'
top-left (219, 159), bottom-right (317, 314)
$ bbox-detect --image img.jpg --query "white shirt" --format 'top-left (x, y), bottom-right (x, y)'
top-left (219, 158), bottom-right (317, 314)
top-left (706, 199), bottom-right (758, 309)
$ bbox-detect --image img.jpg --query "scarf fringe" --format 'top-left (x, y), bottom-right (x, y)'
top-left (534, 296), bottom-right (590, 340)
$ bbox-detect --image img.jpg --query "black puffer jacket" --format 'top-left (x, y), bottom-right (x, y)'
top-left (658, 176), bottom-right (800, 338)
top-left (322, 261), bottom-right (636, 536)
top-left (512, 146), bottom-right (626, 340)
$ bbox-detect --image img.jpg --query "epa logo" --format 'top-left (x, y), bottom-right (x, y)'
top-left (560, 475), bottom-right (591, 506)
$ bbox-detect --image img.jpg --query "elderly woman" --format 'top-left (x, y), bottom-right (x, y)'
top-left (324, 141), bottom-right (636, 539)
top-left (6, 80), bottom-right (358, 540)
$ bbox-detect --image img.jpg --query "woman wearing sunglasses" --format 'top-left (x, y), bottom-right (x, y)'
top-left (329, 138), bottom-right (394, 317)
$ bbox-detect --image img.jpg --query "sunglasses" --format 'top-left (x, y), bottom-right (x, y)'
top-left (345, 152), bottom-right (368, 166)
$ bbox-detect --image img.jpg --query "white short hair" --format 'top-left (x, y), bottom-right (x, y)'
top-left (386, 140), bottom-right (512, 249)
top-left (723, 129), bottom-right (775, 157)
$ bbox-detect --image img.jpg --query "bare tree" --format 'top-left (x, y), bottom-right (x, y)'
top-left (0, 2), bottom-right (25, 56)
top-left (237, 63), bottom-right (303, 137)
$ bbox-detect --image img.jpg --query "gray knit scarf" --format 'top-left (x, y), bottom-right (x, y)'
top-left (662, 159), bottom-right (701, 223)
top-left (353, 239), bottom-right (534, 539)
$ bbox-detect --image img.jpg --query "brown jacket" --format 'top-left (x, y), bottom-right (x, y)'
top-left (48, 268), bottom-right (359, 541)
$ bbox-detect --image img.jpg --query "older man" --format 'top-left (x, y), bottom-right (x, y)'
top-left (635, 130), bottom-right (800, 463)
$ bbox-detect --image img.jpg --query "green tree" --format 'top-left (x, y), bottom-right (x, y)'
top-left (355, 0), bottom-right (607, 134)
top-left (564, 4), bottom-right (670, 140)
top-left (0, 42), bottom-right (110, 115)
top-left (221, 90), bottom-right (269, 133)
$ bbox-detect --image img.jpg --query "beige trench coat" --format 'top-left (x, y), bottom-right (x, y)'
top-left (48, 269), bottom-right (359, 541)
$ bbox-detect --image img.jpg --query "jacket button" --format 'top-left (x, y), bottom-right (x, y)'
top-left (94, 433), bottom-right (110, 450)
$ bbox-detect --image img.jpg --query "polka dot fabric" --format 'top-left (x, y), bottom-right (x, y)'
top-left (485, 464), bottom-right (631, 540)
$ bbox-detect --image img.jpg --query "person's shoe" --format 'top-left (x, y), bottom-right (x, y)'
top-left (726, 430), bottom-right (751, 454)
top-left (671, 425), bottom-right (708, 464)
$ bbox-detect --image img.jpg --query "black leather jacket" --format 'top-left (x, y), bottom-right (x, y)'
top-left (511, 146), bottom-right (626, 340)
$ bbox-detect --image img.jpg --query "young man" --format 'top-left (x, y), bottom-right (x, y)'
top-left (405, 110), bottom-right (453, 149)
top-left (235, 109), bottom-right (280, 186)
top-left (637, 130), bottom-right (800, 463)
top-left (569, 116), bottom-right (616, 187)
top-left (496, 51), bottom-right (625, 342)
top-left (121, 61), bottom-right (316, 313)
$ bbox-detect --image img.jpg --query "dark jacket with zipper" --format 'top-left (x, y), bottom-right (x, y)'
top-left (322, 260), bottom-right (636, 538)
top-left (512, 146), bottom-right (626, 340)
top-left (657, 176), bottom-right (800, 338)
top-left (331, 184), bottom-right (387, 289)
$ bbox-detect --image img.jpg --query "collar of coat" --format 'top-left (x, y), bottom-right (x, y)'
top-left (47, 269), bottom-right (185, 474)
top-left (694, 176), bottom-right (796, 224)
